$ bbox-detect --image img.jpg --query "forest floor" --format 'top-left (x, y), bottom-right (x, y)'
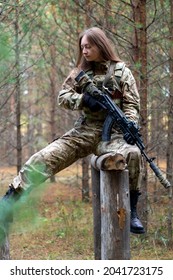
top-left (0, 164), bottom-right (173, 260)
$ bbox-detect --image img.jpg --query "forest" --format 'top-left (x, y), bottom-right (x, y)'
top-left (0, 0), bottom-right (173, 259)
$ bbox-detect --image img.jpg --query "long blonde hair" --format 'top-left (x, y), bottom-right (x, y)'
top-left (76, 27), bottom-right (121, 70)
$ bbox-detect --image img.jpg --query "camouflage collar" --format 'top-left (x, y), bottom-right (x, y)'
top-left (93, 61), bottom-right (110, 73)
top-left (85, 61), bottom-right (111, 77)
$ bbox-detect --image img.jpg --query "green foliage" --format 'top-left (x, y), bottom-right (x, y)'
top-left (0, 29), bottom-right (11, 61)
top-left (0, 24), bottom-right (14, 85)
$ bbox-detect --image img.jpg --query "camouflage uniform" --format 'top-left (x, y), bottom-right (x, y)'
top-left (12, 61), bottom-right (142, 191)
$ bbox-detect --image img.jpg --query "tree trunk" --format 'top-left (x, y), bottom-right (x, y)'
top-left (131, 0), bottom-right (148, 232)
top-left (85, 0), bottom-right (91, 27)
top-left (49, 43), bottom-right (57, 183)
top-left (82, 157), bottom-right (90, 202)
top-left (15, 0), bottom-right (22, 173)
top-left (80, 0), bottom-right (92, 201)
top-left (166, 0), bottom-right (173, 244)
top-left (0, 236), bottom-right (10, 260)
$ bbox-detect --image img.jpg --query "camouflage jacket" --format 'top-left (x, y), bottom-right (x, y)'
top-left (58, 61), bottom-right (140, 124)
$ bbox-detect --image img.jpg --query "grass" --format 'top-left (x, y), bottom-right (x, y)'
top-left (0, 165), bottom-right (173, 260)
top-left (10, 191), bottom-right (94, 260)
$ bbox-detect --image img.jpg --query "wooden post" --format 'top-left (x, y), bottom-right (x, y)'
top-left (91, 165), bottom-right (101, 259)
top-left (91, 153), bottom-right (130, 260)
top-left (0, 232), bottom-right (10, 260)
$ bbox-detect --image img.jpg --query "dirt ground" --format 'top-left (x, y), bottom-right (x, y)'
top-left (0, 164), bottom-right (173, 260)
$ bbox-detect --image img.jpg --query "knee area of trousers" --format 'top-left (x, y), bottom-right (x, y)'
top-left (127, 149), bottom-right (142, 178)
top-left (25, 151), bottom-right (45, 166)
top-left (127, 149), bottom-right (141, 164)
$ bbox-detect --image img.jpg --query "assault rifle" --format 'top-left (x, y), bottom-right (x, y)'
top-left (75, 70), bottom-right (171, 189)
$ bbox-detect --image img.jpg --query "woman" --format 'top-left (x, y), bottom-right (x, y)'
top-left (2, 27), bottom-right (144, 234)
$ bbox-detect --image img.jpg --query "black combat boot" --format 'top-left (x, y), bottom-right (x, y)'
top-left (130, 190), bottom-right (145, 234)
top-left (0, 185), bottom-right (23, 244)
top-left (1, 184), bottom-right (23, 221)
top-left (2, 184), bottom-right (22, 202)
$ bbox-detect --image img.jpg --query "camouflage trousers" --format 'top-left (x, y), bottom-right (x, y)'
top-left (12, 117), bottom-right (143, 191)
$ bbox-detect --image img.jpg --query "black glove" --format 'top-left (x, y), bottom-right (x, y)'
top-left (83, 93), bottom-right (102, 112)
top-left (75, 71), bottom-right (101, 97)
top-left (123, 132), bottom-right (136, 145)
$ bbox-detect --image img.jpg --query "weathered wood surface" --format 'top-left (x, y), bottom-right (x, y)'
top-left (0, 234), bottom-right (10, 260)
top-left (91, 153), bottom-right (126, 171)
top-left (91, 153), bottom-right (130, 260)
top-left (100, 169), bottom-right (130, 259)
top-left (91, 166), bottom-right (101, 260)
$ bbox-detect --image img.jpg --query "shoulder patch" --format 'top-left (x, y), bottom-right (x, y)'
top-left (114, 62), bottom-right (126, 78)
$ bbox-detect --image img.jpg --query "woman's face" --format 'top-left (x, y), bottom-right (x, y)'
top-left (81, 34), bottom-right (102, 62)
